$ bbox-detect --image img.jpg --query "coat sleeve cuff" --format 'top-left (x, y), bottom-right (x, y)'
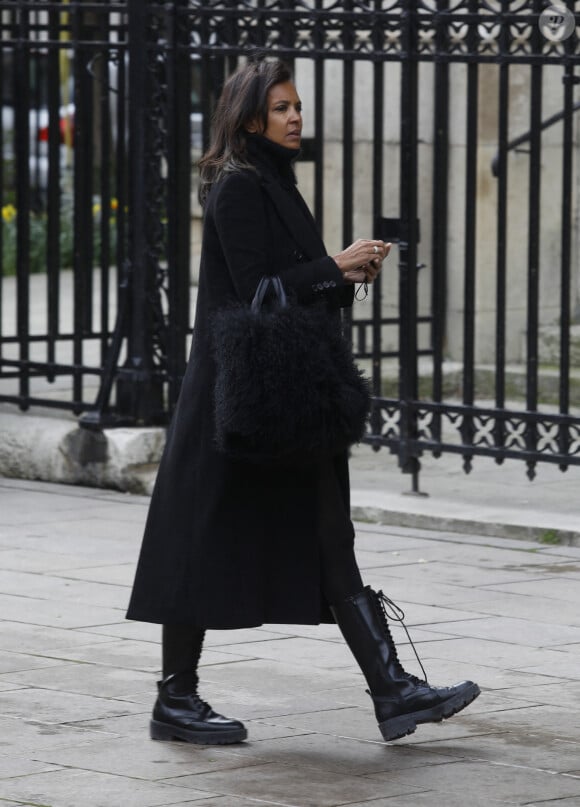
top-left (284, 256), bottom-right (352, 307)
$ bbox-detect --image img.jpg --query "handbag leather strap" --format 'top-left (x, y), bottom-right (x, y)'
top-left (251, 275), bottom-right (288, 313)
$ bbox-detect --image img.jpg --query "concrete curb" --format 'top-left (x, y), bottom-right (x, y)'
top-left (350, 504), bottom-right (580, 546)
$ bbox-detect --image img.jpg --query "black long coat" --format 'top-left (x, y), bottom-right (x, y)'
top-left (126, 139), bottom-right (356, 629)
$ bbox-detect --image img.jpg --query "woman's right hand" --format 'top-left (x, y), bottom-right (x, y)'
top-left (333, 239), bottom-right (389, 273)
top-left (334, 239), bottom-right (390, 284)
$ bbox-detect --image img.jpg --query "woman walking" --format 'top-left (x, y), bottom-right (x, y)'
top-left (126, 58), bottom-right (480, 745)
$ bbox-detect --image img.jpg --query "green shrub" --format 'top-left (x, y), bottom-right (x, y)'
top-left (1, 196), bottom-right (118, 275)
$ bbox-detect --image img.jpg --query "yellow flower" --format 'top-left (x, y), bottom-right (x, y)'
top-left (2, 204), bottom-right (16, 223)
top-left (92, 203), bottom-right (101, 215)
top-left (110, 198), bottom-right (119, 210)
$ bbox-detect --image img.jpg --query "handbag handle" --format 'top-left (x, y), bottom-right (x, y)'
top-left (251, 275), bottom-right (288, 313)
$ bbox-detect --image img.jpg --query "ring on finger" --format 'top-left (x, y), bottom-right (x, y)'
top-left (373, 245), bottom-right (379, 254)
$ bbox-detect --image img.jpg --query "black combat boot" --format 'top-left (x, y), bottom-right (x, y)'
top-left (150, 625), bottom-right (247, 745)
top-left (150, 674), bottom-right (247, 745)
top-left (331, 586), bottom-right (480, 742)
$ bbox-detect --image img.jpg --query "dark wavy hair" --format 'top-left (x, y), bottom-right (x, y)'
top-left (198, 59), bottom-right (293, 205)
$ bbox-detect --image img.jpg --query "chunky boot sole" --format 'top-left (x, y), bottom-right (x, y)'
top-left (378, 682), bottom-right (481, 742)
top-left (150, 718), bottom-right (247, 745)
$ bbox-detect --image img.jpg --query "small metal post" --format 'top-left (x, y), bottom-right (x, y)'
top-left (402, 458), bottom-right (429, 498)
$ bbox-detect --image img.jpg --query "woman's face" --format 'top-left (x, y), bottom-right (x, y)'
top-left (261, 81), bottom-right (303, 148)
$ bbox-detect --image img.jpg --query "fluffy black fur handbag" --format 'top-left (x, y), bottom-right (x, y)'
top-left (211, 275), bottom-right (371, 464)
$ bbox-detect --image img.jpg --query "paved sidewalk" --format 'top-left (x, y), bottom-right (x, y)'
top-left (1, 477), bottom-right (580, 806)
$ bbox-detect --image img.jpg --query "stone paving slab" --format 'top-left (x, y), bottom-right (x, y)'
top-left (218, 732), bottom-right (460, 776)
top-left (198, 657), bottom-right (361, 695)
top-left (0, 716), bottom-right (121, 755)
top-left (2, 477), bottom-right (580, 805)
top-left (0, 649), bottom-right (64, 675)
top-left (82, 619), bottom-right (161, 642)
top-left (485, 575), bottom-right (580, 600)
top-left (213, 637), bottom-right (355, 671)
top-left (3, 663), bottom-right (153, 700)
top-left (1, 686), bottom-right (146, 724)
top-left (42, 637), bottom-right (161, 670)
top-left (406, 656), bottom-right (566, 692)
top-left (0, 768), bottom-right (217, 807)
top-left (161, 763), bottom-right (425, 806)
top-left (373, 759), bottom-right (580, 803)
top-left (0, 570), bottom-right (127, 609)
top-left (33, 736), bottom-right (270, 781)
top-left (163, 799), bottom-right (293, 807)
top-left (445, 590), bottom-right (580, 627)
top-left (0, 547), bottom-right (121, 574)
top-left (422, 615), bottom-right (580, 646)
top-left (412, 635), bottom-right (575, 668)
top-left (0, 755), bottom-right (61, 779)
top-left (526, 800), bottom-right (580, 807)
top-left (0, 620), bottom-right (121, 653)
top-left (516, 655), bottom-right (580, 681)
top-left (422, 733), bottom-right (580, 775)
top-left (0, 592), bottom-right (125, 629)
top-left (339, 798), bottom-right (509, 807)
top-left (498, 680), bottom-right (580, 708)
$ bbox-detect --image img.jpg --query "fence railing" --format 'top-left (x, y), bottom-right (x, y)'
top-left (0, 0), bottom-right (130, 414)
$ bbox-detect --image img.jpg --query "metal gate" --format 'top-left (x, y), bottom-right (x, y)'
top-left (1, 1), bottom-right (580, 483)
top-left (0, 0), bottom-right (131, 415)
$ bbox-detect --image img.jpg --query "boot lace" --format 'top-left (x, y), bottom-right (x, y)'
top-left (376, 590), bottom-right (429, 685)
top-left (191, 692), bottom-right (212, 715)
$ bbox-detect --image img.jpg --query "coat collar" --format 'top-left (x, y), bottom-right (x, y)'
top-left (246, 135), bottom-right (327, 260)
top-left (259, 173), bottom-right (327, 261)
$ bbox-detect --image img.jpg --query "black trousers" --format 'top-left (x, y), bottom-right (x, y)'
top-left (163, 461), bottom-right (363, 683)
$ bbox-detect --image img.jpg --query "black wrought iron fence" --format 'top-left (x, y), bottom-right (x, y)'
top-left (2, 0), bottom-right (580, 484)
top-left (0, 0), bottom-right (130, 413)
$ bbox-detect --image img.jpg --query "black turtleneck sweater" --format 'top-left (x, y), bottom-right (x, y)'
top-left (245, 131), bottom-right (300, 185)
top-left (245, 132), bottom-right (326, 253)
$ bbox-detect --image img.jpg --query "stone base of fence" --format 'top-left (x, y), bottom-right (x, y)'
top-left (0, 410), bottom-right (163, 495)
